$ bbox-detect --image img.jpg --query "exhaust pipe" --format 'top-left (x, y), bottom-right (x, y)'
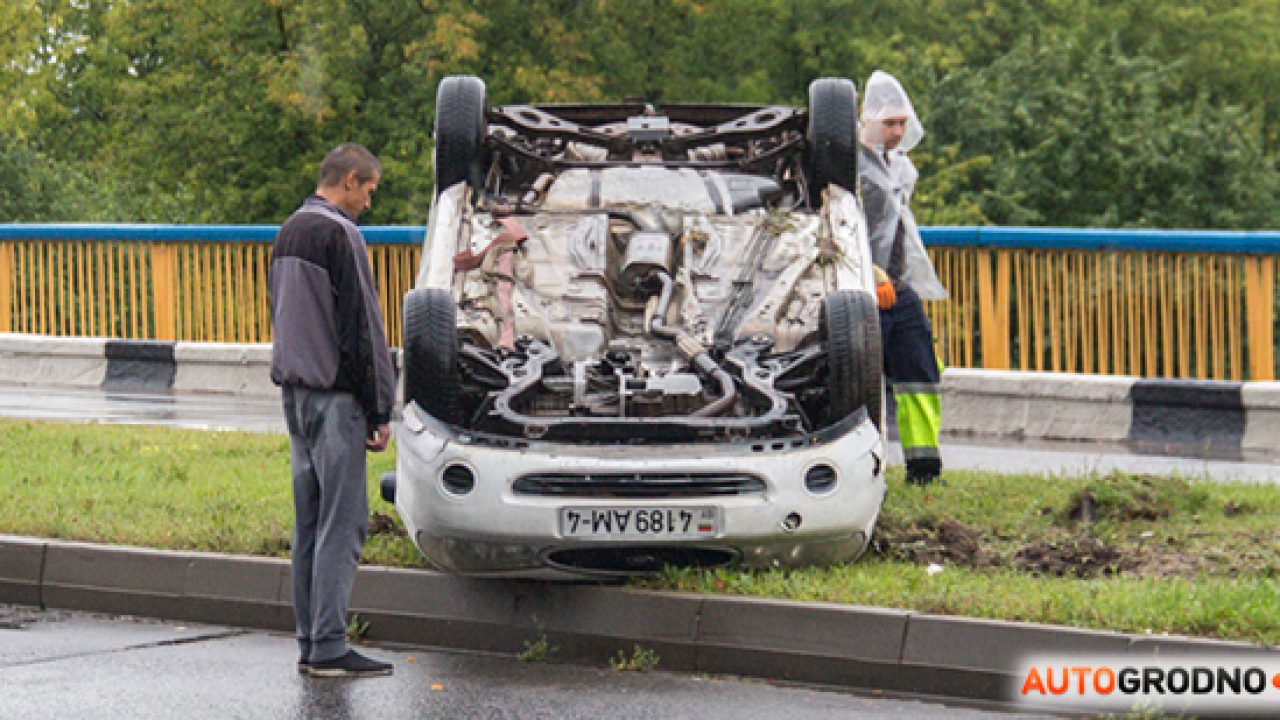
top-left (648, 270), bottom-right (737, 417)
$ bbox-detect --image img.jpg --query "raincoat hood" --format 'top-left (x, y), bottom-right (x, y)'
top-left (860, 70), bottom-right (924, 154)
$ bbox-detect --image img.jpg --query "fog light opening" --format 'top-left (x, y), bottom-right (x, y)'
top-left (441, 463), bottom-right (476, 495)
top-left (804, 463), bottom-right (838, 494)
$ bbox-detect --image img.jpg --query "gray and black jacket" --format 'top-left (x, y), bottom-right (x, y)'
top-left (268, 195), bottom-right (396, 425)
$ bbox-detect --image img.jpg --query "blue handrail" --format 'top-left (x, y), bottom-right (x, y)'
top-left (2, 223), bottom-right (1279, 253)
top-left (923, 226), bottom-right (1280, 254)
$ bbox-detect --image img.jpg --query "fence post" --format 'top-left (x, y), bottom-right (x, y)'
top-left (977, 249), bottom-right (1011, 369)
top-left (1245, 255), bottom-right (1275, 381)
top-left (0, 242), bottom-right (11, 332)
top-left (151, 243), bottom-right (177, 340)
top-left (0, 241), bottom-right (13, 333)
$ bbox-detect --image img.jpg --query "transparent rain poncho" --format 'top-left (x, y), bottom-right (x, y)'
top-left (859, 70), bottom-right (924, 153)
top-left (857, 70), bottom-right (946, 299)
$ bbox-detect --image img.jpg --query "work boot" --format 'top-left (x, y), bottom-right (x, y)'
top-left (305, 650), bottom-right (393, 678)
top-left (905, 458), bottom-right (942, 486)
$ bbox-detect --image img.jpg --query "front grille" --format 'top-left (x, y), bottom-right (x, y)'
top-left (546, 546), bottom-right (738, 573)
top-left (513, 472), bottom-right (765, 498)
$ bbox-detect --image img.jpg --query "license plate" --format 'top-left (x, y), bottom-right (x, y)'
top-left (559, 506), bottom-right (719, 539)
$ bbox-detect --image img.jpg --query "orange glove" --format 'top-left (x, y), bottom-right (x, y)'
top-left (873, 266), bottom-right (896, 309)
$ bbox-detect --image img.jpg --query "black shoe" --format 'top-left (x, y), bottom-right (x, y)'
top-left (305, 650), bottom-right (393, 678)
top-left (905, 471), bottom-right (942, 486)
top-left (297, 656), bottom-right (310, 674)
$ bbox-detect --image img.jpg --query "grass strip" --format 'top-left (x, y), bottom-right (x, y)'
top-left (0, 419), bottom-right (422, 568)
top-left (1, 419), bottom-right (1277, 644)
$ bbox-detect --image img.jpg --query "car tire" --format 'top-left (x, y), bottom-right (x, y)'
top-left (403, 288), bottom-right (462, 425)
top-left (805, 77), bottom-right (858, 207)
top-left (434, 75), bottom-right (488, 197)
top-left (820, 289), bottom-right (883, 430)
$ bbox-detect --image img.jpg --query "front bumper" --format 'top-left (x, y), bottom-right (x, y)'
top-left (393, 403), bottom-right (885, 575)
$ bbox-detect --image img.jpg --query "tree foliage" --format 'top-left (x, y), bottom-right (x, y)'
top-left (924, 33), bottom-right (1280, 228)
top-left (2, 0), bottom-right (1278, 228)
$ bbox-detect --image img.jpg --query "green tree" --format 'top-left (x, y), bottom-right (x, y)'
top-left (921, 32), bottom-right (1280, 228)
top-left (3, 0), bottom-right (1279, 230)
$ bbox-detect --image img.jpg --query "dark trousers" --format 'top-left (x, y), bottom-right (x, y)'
top-left (879, 286), bottom-right (942, 476)
top-left (282, 386), bottom-right (369, 663)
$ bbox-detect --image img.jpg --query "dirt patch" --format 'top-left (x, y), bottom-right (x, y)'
top-left (368, 512), bottom-right (405, 537)
top-left (1061, 472), bottom-right (1208, 525)
top-left (1125, 548), bottom-right (1208, 578)
top-left (1011, 533), bottom-right (1225, 579)
top-left (1222, 500), bottom-right (1250, 517)
top-left (875, 506), bottom-right (1239, 580)
top-left (1012, 536), bottom-right (1125, 578)
top-left (873, 518), bottom-right (988, 567)
top-left (1064, 486), bottom-right (1168, 523)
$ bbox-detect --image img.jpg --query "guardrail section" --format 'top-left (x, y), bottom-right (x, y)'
top-left (0, 225), bottom-right (422, 347)
top-left (924, 228), bottom-right (1278, 381)
top-left (1, 223), bottom-right (1276, 380)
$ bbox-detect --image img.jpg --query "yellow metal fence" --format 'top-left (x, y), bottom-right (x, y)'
top-left (0, 227), bottom-right (1276, 381)
top-left (0, 238), bottom-right (420, 348)
top-left (927, 247), bottom-right (1277, 381)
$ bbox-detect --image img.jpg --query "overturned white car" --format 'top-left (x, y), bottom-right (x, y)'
top-left (388, 75), bottom-right (886, 576)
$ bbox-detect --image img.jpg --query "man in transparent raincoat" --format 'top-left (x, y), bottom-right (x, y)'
top-left (858, 70), bottom-right (948, 485)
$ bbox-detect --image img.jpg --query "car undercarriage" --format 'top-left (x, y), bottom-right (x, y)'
top-left (403, 78), bottom-right (882, 445)
top-left (391, 75), bottom-right (886, 576)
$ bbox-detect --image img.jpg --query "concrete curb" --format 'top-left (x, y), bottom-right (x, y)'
top-left (3, 535), bottom-right (1275, 704)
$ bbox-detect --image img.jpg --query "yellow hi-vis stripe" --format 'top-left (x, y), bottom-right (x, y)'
top-left (895, 391), bottom-right (941, 451)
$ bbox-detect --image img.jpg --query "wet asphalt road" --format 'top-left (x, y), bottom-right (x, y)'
top-left (1, 382), bottom-right (1276, 482)
top-left (0, 605), bottom-right (1050, 719)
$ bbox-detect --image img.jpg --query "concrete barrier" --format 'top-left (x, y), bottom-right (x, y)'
top-left (941, 369), bottom-right (1134, 443)
top-left (4, 536), bottom-right (1277, 706)
top-left (0, 335), bottom-right (107, 389)
top-left (2, 333), bottom-right (1276, 458)
top-left (172, 342), bottom-right (276, 396)
top-left (0, 334), bottom-right (415, 400)
top-left (1241, 382), bottom-right (1280, 457)
top-left (941, 368), bottom-right (1280, 461)
top-left (0, 334), bottom-right (278, 397)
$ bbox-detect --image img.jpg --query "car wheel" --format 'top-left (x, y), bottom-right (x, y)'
top-left (805, 77), bottom-right (858, 207)
top-left (820, 289), bottom-right (883, 430)
top-left (403, 288), bottom-right (462, 425)
top-left (433, 75), bottom-right (488, 197)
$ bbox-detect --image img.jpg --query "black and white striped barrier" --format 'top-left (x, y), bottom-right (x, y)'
top-left (2, 334), bottom-right (1276, 457)
top-left (0, 334), bottom-right (278, 396)
top-left (0, 333), bottom-right (403, 399)
top-left (944, 368), bottom-right (1280, 461)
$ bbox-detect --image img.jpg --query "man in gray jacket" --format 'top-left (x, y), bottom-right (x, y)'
top-left (269, 143), bottom-right (396, 677)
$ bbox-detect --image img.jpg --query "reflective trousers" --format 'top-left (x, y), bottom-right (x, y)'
top-left (879, 286), bottom-right (942, 475)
